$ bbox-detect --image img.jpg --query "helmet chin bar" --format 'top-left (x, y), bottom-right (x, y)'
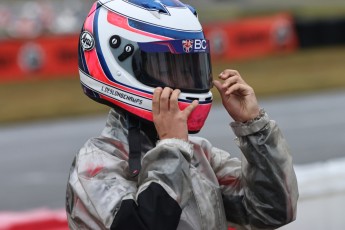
top-left (80, 69), bottom-right (212, 132)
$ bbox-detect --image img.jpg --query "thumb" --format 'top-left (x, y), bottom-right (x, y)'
top-left (183, 100), bottom-right (199, 117)
top-left (213, 80), bottom-right (226, 98)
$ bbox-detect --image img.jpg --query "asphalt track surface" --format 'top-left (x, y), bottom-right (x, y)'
top-left (1, 90), bottom-right (344, 211)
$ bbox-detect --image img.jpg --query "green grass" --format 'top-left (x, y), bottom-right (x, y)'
top-left (1, 46), bottom-right (345, 125)
top-left (0, 78), bottom-right (109, 125)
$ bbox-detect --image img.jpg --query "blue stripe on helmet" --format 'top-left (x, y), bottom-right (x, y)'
top-left (93, 5), bottom-right (115, 81)
top-left (128, 19), bottom-right (204, 39)
top-left (126, 0), bottom-right (184, 14)
top-left (78, 33), bottom-right (90, 75)
top-left (127, 0), bottom-right (185, 10)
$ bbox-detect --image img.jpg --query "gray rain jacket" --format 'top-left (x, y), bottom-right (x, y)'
top-left (66, 108), bottom-right (298, 230)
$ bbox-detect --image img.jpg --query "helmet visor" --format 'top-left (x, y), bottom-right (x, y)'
top-left (132, 39), bottom-right (212, 93)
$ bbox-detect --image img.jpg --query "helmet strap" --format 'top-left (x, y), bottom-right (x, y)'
top-left (126, 114), bottom-right (142, 178)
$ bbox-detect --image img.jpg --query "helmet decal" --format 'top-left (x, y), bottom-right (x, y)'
top-left (126, 0), bottom-right (185, 15)
top-left (80, 31), bottom-right (95, 51)
top-left (137, 39), bottom-right (210, 54)
top-left (182, 39), bottom-right (193, 53)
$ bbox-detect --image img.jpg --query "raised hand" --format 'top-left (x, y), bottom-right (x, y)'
top-left (213, 69), bottom-right (260, 122)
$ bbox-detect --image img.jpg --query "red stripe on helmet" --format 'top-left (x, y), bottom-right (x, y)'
top-left (107, 10), bottom-right (172, 41)
top-left (85, 3), bottom-right (97, 33)
top-left (180, 101), bottom-right (212, 132)
top-left (83, 3), bottom-right (111, 84)
top-left (100, 95), bottom-right (211, 132)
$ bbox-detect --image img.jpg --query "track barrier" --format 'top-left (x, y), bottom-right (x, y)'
top-left (295, 17), bottom-right (345, 48)
top-left (0, 35), bottom-right (78, 83)
top-left (203, 13), bottom-right (299, 61)
top-left (1, 13), bottom-right (345, 84)
top-left (0, 209), bottom-right (68, 230)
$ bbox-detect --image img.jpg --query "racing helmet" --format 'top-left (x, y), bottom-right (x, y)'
top-left (79, 0), bottom-right (213, 133)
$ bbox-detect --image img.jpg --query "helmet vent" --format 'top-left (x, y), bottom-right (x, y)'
top-left (186, 97), bottom-right (199, 101)
top-left (186, 97), bottom-right (212, 102)
top-left (142, 2), bottom-right (168, 14)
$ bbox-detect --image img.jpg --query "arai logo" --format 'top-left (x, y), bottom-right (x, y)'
top-left (80, 31), bottom-right (95, 51)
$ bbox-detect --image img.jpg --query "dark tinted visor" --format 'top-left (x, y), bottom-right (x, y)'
top-left (132, 39), bottom-right (212, 93)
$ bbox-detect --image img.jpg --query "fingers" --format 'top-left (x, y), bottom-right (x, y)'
top-left (160, 87), bottom-right (173, 112)
top-left (152, 87), bottom-right (163, 116)
top-left (170, 89), bottom-right (181, 112)
top-left (152, 87), bottom-right (197, 117)
top-left (213, 79), bottom-right (242, 97)
top-left (214, 69), bottom-right (248, 95)
top-left (183, 100), bottom-right (199, 117)
top-left (225, 83), bottom-right (252, 96)
top-left (152, 87), bottom-right (181, 113)
top-left (222, 75), bottom-right (241, 90)
top-left (219, 69), bottom-right (237, 79)
top-left (219, 69), bottom-right (245, 84)
top-left (170, 89), bottom-right (198, 117)
top-left (219, 69), bottom-right (242, 80)
top-left (213, 80), bottom-right (225, 97)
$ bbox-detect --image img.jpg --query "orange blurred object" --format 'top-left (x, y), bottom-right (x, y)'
top-left (203, 13), bottom-right (298, 61)
top-left (0, 35), bottom-right (78, 83)
top-left (0, 13), bottom-right (298, 83)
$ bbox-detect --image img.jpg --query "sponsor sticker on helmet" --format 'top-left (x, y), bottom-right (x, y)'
top-left (80, 31), bottom-right (95, 51)
top-left (182, 39), bottom-right (194, 53)
top-left (138, 39), bottom-right (209, 54)
top-left (194, 39), bottom-right (208, 51)
top-left (101, 85), bottom-right (143, 105)
top-left (182, 39), bottom-right (208, 53)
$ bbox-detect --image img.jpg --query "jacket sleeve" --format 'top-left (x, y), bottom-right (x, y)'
top-left (210, 111), bottom-right (299, 229)
top-left (66, 137), bottom-right (193, 230)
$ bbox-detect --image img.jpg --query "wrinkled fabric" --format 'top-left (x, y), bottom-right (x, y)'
top-left (66, 108), bottom-right (298, 230)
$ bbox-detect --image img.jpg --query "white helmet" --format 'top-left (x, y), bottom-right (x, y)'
top-left (79, 0), bottom-right (213, 133)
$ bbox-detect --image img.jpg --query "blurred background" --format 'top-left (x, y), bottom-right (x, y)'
top-left (0, 0), bottom-right (345, 229)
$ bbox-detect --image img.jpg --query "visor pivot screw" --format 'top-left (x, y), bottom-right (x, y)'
top-left (125, 46), bottom-right (132, 53)
top-left (118, 44), bottom-right (134, 62)
top-left (116, 71), bottom-right (122, 76)
top-left (109, 35), bottom-right (121, 49)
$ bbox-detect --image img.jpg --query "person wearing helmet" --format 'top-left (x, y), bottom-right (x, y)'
top-left (66, 1), bottom-right (298, 229)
